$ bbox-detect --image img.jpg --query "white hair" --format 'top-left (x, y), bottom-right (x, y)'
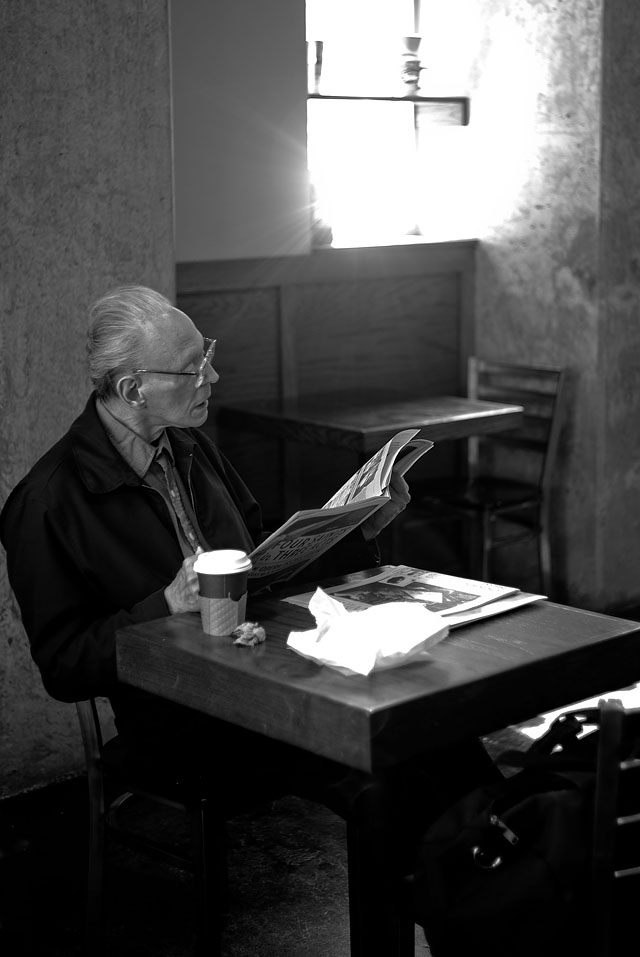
top-left (86, 285), bottom-right (176, 398)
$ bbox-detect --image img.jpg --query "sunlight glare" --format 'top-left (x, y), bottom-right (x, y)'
top-left (308, 99), bottom-right (418, 247)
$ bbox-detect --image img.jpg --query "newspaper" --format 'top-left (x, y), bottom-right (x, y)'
top-left (284, 564), bottom-right (546, 628)
top-left (248, 430), bottom-right (433, 589)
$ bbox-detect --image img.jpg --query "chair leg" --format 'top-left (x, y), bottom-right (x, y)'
top-left (86, 792), bottom-right (105, 956)
top-left (464, 512), bottom-right (484, 581)
top-left (538, 523), bottom-right (552, 598)
top-left (481, 510), bottom-right (493, 582)
top-left (191, 799), bottom-right (226, 957)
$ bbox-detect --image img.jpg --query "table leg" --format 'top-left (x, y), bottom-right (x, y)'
top-left (345, 780), bottom-right (416, 957)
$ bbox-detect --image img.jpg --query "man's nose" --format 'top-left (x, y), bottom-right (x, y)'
top-left (206, 363), bottom-right (219, 384)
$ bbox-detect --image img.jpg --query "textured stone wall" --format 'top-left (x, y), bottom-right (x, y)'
top-left (468, 0), bottom-right (604, 605)
top-left (465, 0), bottom-right (640, 610)
top-left (598, 0), bottom-right (640, 608)
top-left (0, 2), bottom-right (174, 797)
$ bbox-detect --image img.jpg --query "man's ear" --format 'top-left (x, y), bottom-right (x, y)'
top-left (116, 374), bottom-right (146, 407)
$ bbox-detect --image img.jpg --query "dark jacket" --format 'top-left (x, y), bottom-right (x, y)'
top-left (0, 395), bottom-right (377, 743)
top-left (0, 395), bottom-right (266, 703)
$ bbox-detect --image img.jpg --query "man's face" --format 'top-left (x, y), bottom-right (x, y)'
top-left (135, 308), bottom-right (219, 436)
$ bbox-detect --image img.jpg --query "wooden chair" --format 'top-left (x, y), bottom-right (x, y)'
top-left (592, 699), bottom-right (640, 957)
top-left (403, 357), bottom-right (565, 595)
top-left (77, 698), bottom-right (418, 957)
top-left (75, 698), bottom-right (229, 957)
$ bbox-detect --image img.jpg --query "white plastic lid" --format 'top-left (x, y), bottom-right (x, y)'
top-left (193, 549), bottom-right (252, 574)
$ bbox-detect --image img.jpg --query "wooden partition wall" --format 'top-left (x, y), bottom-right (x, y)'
top-left (177, 240), bottom-right (476, 525)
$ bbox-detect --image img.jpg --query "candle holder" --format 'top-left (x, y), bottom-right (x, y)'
top-left (400, 35), bottom-right (422, 96)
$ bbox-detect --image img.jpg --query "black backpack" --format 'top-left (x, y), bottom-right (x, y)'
top-left (408, 710), bottom-right (601, 957)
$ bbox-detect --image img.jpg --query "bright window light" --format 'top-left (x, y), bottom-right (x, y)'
top-left (308, 99), bottom-right (419, 247)
top-left (306, 0), bottom-right (421, 247)
top-left (306, 0), bottom-right (416, 44)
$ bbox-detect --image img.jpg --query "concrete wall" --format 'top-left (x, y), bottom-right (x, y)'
top-left (172, 0), bottom-right (310, 261)
top-left (0, 1), bottom-right (174, 798)
top-left (465, 0), bottom-right (640, 611)
top-left (597, 0), bottom-right (640, 609)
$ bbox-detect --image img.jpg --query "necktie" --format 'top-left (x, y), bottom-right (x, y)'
top-left (154, 449), bottom-right (204, 556)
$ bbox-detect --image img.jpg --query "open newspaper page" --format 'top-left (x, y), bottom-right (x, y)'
top-left (248, 499), bottom-right (385, 591)
top-left (323, 430), bottom-right (433, 508)
top-left (284, 564), bottom-right (546, 627)
top-left (249, 431), bottom-right (433, 588)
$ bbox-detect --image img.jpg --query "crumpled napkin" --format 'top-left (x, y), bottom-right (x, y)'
top-left (286, 588), bottom-right (449, 676)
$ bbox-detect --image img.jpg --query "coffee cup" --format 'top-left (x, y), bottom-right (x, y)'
top-left (193, 549), bottom-right (252, 636)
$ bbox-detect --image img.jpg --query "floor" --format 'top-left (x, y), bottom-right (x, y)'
top-left (0, 775), bottom-right (432, 957)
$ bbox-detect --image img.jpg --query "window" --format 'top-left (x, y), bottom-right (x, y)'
top-left (308, 98), bottom-right (421, 247)
top-left (306, 0), bottom-right (469, 248)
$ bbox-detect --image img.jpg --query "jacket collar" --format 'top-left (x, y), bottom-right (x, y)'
top-left (70, 394), bottom-right (196, 494)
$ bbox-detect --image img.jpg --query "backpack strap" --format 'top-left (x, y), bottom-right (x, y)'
top-left (497, 707), bottom-right (603, 773)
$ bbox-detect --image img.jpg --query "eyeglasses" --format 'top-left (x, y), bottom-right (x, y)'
top-left (132, 338), bottom-right (216, 389)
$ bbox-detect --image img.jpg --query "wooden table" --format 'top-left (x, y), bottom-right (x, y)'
top-left (116, 566), bottom-right (640, 956)
top-left (217, 392), bottom-right (524, 456)
top-left (218, 391), bottom-right (524, 520)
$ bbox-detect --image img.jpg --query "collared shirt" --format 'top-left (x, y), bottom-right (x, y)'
top-left (96, 399), bottom-right (209, 558)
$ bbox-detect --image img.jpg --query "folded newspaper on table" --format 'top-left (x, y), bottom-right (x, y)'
top-left (284, 565), bottom-right (546, 628)
top-left (248, 430), bottom-right (433, 589)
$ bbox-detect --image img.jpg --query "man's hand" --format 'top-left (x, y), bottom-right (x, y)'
top-left (360, 470), bottom-right (411, 541)
top-left (164, 550), bottom-right (203, 614)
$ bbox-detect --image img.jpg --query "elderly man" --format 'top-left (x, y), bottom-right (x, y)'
top-left (0, 286), bottom-right (418, 783)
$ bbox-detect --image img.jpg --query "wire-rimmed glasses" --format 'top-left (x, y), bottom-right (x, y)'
top-left (133, 338), bottom-right (216, 389)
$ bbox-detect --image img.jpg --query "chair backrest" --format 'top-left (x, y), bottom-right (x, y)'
top-left (467, 356), bottom-right (565, 493)
top-left (592, 699), bottom-right (640, 957)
